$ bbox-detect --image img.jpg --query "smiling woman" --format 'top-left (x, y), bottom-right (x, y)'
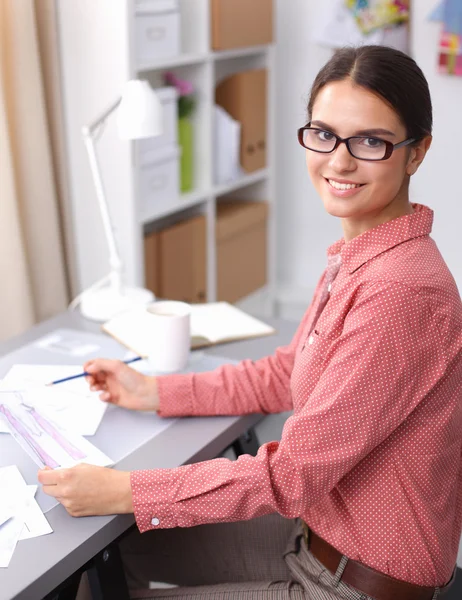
top-left (39, 45), bottom-right (462, 600)
top-left (300, 45), bottom-right (433, 241)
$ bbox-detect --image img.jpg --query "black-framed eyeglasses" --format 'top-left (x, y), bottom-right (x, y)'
top-left (297, 125), bottom-right (415, 161)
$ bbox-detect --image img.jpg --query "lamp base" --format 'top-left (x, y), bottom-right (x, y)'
top-left (79, 285), bottom-right (155, 322)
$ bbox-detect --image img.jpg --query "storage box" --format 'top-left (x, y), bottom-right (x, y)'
top-left (211, 0), bottom-right (273, 50)
top-left (135, 0), bottom-right (181, 65)
top-left (137, 87), bottom-right (178, 166)
top-left (215, 70), bottom-right (267, 173)
top-left (139, 145), bottom-right (180, 221)
top-left (144, 230), bottom-right (160, 296)
top-left (216, 201), bottom-right (268, 303)
top-left (157, 215), bottom-right (207, 303)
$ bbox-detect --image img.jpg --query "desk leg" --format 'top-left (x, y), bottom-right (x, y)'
top-left (43, 571), bottom-right (82, 600)
top-left (232, 427), bottom-right (260, 457)
top-left (87, 541), bottom-right (130, 600)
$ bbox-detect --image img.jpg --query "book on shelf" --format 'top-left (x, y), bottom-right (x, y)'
top-left (102, 301), bottom-right (276, 356)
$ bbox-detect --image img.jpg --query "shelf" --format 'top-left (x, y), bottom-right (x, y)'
top-left (140, 169), bottom-right (269, 224)
top-left (137, 53), bottom-right (210, 72)
top-left (136, 45), bottom-right (272, 72)
top-left (213, 44), bottom-right (272, 61)
top-left (214, 168), bottom-right (269, 197)
top-left (140, 189), bottom-right (208, 225)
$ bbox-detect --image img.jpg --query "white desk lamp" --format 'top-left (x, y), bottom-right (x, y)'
top-left (76, 80), bottom-right (162, 321)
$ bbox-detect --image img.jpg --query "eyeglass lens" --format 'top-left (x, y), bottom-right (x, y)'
top-left (302, 128), bottom-right (388, 160)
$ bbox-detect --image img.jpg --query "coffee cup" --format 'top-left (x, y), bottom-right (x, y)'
top-left (145, 301), bottom-right (191, 373)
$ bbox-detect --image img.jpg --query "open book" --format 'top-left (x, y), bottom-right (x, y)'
top-left (102, 302), bottom-right (276, 356)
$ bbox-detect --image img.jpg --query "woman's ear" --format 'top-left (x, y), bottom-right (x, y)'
top-left (406, 136), bottom-right (432, 176)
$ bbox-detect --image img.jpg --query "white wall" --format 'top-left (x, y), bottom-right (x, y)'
top-left (275, 0), bottom-right (462, 319)
top-left (275, 0), bottom-right (336, 318)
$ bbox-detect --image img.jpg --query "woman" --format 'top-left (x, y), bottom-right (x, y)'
top-left (39, 46), bottom-right (462, 600)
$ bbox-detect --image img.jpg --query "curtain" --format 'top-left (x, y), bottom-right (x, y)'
top-left (0, 0), bottom-right (69, 342)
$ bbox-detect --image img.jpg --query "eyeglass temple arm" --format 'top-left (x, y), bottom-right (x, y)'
top-left (393, 138), bottom-right (415, 149)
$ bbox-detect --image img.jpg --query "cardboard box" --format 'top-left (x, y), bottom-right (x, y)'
top-left (157, 215), bottom-right (207, 303)
top-left (211, 0), bottom-right (273, 50)
top-left (216, 201), bottom-right (268, 303)
top-left (215, 69), bottom-right (267, 173)
top-left (144, 230), bottom-right (160, 296)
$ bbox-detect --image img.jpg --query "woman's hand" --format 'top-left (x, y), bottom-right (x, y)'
top-left (38, 464), bottom-right (133, 517)
top-left (84, 358), bottom-right (159, 412)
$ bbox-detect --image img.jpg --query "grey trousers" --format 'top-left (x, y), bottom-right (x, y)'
top-left (120, 515), bottom-right (373, 600)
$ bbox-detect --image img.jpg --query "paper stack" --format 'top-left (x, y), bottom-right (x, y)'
top-left (0, 465), bottom-right (52, 568)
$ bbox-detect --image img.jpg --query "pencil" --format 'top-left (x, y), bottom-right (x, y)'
top-left (46, 356), bottom-right (143, 386)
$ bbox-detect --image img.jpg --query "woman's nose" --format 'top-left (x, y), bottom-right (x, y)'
top-left (328, 141), bottom-right (357, 172)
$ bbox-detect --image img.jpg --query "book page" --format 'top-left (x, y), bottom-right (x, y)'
top-left (190, 303), bottom-right (275, 343)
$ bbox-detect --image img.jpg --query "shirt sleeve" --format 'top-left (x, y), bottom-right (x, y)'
top-left (156, 271), bottom-right (327, 418)
top-left (131, 281), bottom-right (447, 532)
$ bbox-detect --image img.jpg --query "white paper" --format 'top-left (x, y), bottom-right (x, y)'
top-left (0, 467), bottom-right (30, 568)
top-left (314, 0), bottom-right (384, 48)
top-left (214, 105), bottom-right (243, 185)
top-left (190, 303), bottom-right (275, 343)
top-left (0, 364), bottom-right (107, 436)
top-left (0, 513), bottom-right (12, 529)
top-left (0, 392), bottom-right (113, 469)
top-left (19, 486), bottom-right (53, 540)
top-left (34, 332), bottom-right (100, 357)
top-left (0, 468), bottom-right (53, 566)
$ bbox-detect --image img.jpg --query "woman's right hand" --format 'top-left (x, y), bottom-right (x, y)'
top-left (83, 359), bottom-right (159, 412)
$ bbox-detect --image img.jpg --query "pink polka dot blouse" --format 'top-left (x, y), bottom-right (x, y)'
top-left (131, 203), bottom-right (462, 587)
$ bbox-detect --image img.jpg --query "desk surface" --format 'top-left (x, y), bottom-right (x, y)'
top-left (0, 310), bottom-right (297, 600)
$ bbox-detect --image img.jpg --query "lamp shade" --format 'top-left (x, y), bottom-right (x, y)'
top-left (116, 79), bottom-right (163, 140)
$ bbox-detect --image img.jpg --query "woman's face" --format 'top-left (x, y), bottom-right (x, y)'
top-left (306, 79), bottom-right (428, 239)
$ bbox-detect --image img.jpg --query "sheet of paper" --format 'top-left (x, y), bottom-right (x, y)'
top-left (0, 466), bottom-right (29, 568)
top-left (314, 0), bottom-right (384, 48)
top-left (0, 364), bottom-right (107, 436)
top-left (190, 303), bottom-right (275, 344)
top-left (0, 392), bottom-right (113, 469)
top-left (34, 332), bottom-right (100, 357)
top-left (19, 486), bottom-right (53, 541)
top-left (0, 505), bottom-right (13, 528)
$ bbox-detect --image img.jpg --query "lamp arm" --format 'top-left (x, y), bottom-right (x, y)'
top-left (85, 98), bottom-right (121, 135)
top-left (82, 114), bottom-right (123, 295)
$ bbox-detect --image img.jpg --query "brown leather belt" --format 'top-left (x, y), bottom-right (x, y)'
top-left (302, 523), bottom-right (454, 600)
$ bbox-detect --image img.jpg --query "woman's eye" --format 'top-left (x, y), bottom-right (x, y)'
top-left (361, 137), bottom-right (385, 148)
top-left (318, 130), bottom-right (335, 142)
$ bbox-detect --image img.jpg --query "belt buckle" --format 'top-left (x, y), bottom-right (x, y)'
top-left (301, 521), bottom-right (310, 548)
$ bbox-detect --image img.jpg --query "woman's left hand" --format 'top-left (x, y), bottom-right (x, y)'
top-left (38, 464), bottom-right (133, 517)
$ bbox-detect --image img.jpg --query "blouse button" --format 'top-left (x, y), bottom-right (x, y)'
top-left (327, 283), bottom-right (332, 292)
top-left (308, 336), bottom-right (314, 345)
top-left (151, 517), bottom-right (160, 526)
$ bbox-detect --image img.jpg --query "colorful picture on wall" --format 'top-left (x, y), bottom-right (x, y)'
top-left (345, 0), bottom-right (410, 34)
top-left (430, 0), bottom-right (462, 76)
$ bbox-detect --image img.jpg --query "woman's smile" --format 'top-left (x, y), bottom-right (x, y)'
top-left (324, 177), bottom-right (366, 197)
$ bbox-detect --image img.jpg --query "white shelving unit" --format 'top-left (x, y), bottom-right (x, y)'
top-left (56, 0), bottom-right (276, 315)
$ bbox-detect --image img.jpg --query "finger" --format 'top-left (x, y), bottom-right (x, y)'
top-left (84, 359), bottom-right (121, 375)
top-left (90, 381), bottom-right (107, 392)
top-left (42, 484), bottom-right (62, 498)
top-left (38, 468), bottom-right (59, 485)
top-left (99, 391), bottom-right (114, 403)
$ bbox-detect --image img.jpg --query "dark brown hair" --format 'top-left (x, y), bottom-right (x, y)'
top-left (308, 45), bottom-right (432, 142)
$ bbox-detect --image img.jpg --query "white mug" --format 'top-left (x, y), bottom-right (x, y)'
top-left (145, 301), bottom-right (191, 374)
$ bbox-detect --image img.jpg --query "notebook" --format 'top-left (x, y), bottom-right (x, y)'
top-left (102, 302), bottom-right (276, 356)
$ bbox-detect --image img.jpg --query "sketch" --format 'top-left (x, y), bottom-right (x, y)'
top-left (0, 391), bottom-right (113, 470)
